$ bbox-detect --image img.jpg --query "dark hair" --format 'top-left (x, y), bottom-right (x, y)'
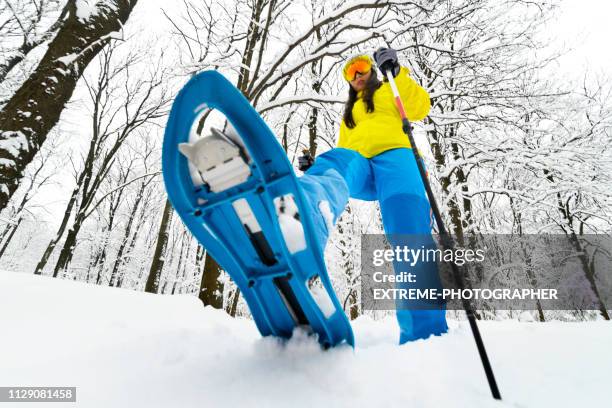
top-left (342, 69), bottom-right (382, 129)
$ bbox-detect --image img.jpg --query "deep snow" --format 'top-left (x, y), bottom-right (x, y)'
top-left (1, 270), bottom-right (610, 407)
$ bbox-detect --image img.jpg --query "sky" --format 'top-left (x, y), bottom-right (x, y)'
top-left (551, 0), bottom-right (612, 75)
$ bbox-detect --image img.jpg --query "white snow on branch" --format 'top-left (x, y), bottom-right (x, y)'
top-left (75, 0), bottom-right (101, 22)
top-left (54, 31), bottom-right (123, 68)
top-left (0, 158), bottom-right (16, 168)
top-left (56, 53), bottom-right (80, 66)
top-left (0, 131), bottom-right (29, 158)
top-left (250, 1), bottom-right (400, 95)
top-left (258, 94), bottom-right (344, 113)
top-left (256, 31), bottom-right (375, 95)
top-left (0, 215), bottom-right (18, 226)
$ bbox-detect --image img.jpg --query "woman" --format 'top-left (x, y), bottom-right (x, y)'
top-left (297, 48), bottom-right (448, 344)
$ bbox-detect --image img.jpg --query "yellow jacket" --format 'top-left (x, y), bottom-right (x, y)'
top-left (337, 66), bottom-right (430, 158)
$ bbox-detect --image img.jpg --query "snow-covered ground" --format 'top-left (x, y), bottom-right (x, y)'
top-left (1, 270), bottom-right (609, 407)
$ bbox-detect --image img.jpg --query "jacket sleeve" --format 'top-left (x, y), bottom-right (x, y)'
top-left (337, 119), bottom-right (348, 148)
top-left (393, 66), bottom-right (431, 121)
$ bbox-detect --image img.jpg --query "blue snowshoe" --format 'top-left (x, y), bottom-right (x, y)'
top-left (162, 70), bottom-right (354, 348)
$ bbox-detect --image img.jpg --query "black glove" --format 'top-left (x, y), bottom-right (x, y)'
top-left (373, 47), bottom-right (400, 77)
top-left (298, 150), bottom-right (314, 172)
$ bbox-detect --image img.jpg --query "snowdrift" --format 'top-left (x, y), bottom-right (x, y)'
top-left (1, 271), bottom-right (609, 407)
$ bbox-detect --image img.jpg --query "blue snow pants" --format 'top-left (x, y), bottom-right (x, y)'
top-left (298, 147), bottom-right (448, 344)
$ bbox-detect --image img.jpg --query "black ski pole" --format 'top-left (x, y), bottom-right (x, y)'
top-left (384, 69), bottom-right (502, 401)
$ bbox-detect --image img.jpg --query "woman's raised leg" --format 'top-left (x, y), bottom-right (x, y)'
top-left (371, 148), bottom-right (448, 344)
top-left (297, 148), bottom-right (374, 251)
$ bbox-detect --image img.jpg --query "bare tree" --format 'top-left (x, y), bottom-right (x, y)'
top-left (87, 164), bottom-right (131, 283)
top-left (145, 199), bottom-right (173, 294)
top-left (199, 250), bottom-right (224, 308)
top-left (33, 41), bottom-right (169, 277)
top-left (0, 133), bottom-right (59, 259)
top-left (108, 137), bottom-right (159, 287)
top-left (0, 0), bottom-right (67, 84)
top-left (0, 0), bottom-right (139, 212)
top-left (387, 0), bottom-right (559, 239)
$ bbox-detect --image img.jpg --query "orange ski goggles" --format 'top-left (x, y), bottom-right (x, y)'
top-left (342, 55), bottom-right (373, 82)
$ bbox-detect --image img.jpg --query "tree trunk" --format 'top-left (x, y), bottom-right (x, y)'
top-left (348, 290), bottom-right (359, 320)
top-left (194, 244), bottom-right (205, 277)
top-left (199, 252), bottom-right (224, 308)
top-left (34, 185), bottom-right (81, 275)
top-left (236, 0), bottom-right (266, 94)
top-left (108, 183), bottom-right (146, 287)
top-left (307, 56), bottom-right (322, 156)
top-left (90, 228), bottom-right (109, 284)
top-left (0, 221), bottom-right (14, 245)
top-left (121, 209), bottom-right (148, 287)
top-left (511, 197), bottom-right (545, 322)
top-left (0, 0), bottom-right (139, 212)
top-left (52, 217), bottom-right (83, 278)
top-left (0, 1), bottom-right (71, 83)
top-left (0, 148), bottom-right (48, 263)
top-left (90, 188), bottom-right (124, 283)
top-left (171, 231), bottom-right (188, 294)
top-left (117, 194), bottom-right (151, 288)
top-left (0, 217), bottom-right (22, 259)
top-left (145, 199), bottom-right (173, 294)
top-left (545, 170), bottom-right (610, 320)
top-left (570, 234), bottom-right (610, 320)
top-left (228, 287), bottom-right (241, 317)
top-left (38, 117), bottom-right (101, 276)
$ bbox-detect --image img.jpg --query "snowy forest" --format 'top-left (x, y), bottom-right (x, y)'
top-left (1, 0), bottom-right (610, 322)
